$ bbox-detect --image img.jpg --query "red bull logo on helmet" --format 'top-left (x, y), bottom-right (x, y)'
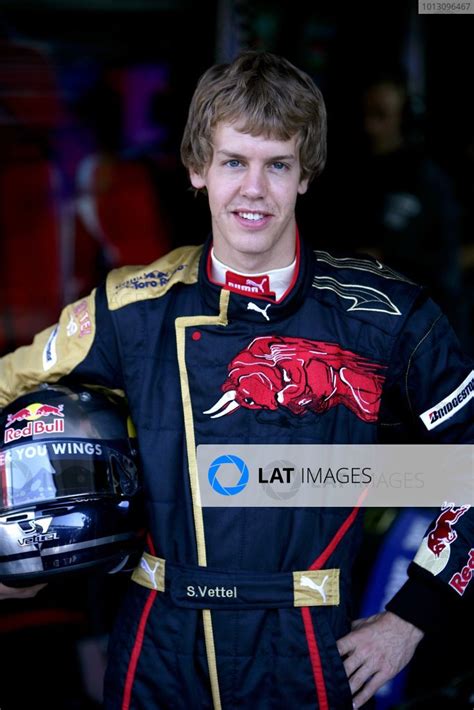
top-left (4, 403), bottom-right (64, 443)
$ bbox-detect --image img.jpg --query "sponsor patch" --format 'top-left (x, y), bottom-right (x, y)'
top-left (42, 326), bottom-right (59, 371)
top-left (449, 548), bottom-right (474, 596)
top-left (225, 271), bottom-right (275, 298)
top-left (66, 299), bottom-right (92, 338)
top-left (115, 264), bottom-right (186, 292)
top-left (293, 568), bottom-right (340, 607)
top-left (414, 504), bottom-right (469, 575)
top-left (420, 370), bottom-right (474, 431)
top-left (4, 402), bottom-right (65, 443)
top-left (4, 418), bottom-right (64, 443)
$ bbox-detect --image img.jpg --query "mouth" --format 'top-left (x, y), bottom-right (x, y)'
top-left (232, 210), bottom-right (272, 228)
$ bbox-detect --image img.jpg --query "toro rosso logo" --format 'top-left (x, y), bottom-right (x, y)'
top-left (203, 336), bottom-right (386, 422)
top-left (4, 403), bottom-right (64, 443)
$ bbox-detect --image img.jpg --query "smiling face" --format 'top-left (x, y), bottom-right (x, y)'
top-left (189, 123), bottom-right (309, 272)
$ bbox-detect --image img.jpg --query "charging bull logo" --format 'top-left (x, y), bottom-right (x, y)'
top-left (414, 504), bottom-right (470, 576)
top-left (427, 505), bottom-right (470, 557)
top-left (6, 403), bottom-right (64, 426)
top-left (203, 336), bottom-right (386, 422)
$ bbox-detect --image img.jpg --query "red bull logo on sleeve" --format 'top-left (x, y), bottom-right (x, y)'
top-left (203, 336), bottom-right (386, 422)
top-left (449, 548), bottom-right (474, 596)
top-left (414, 504), bottom-right (470, 575)
top-left (426, 504), bottom-right (469, 557)
top-left (4, 403), bottom-right (64, 443)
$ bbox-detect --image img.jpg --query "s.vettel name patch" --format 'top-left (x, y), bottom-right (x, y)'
top-left (420, 370), bottom-right (474, 430)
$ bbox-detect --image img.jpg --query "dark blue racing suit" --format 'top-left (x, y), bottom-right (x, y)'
top-left (0, 234), bottom-right (472, 709)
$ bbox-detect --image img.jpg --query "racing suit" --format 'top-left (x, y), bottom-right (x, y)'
top-left (0, 234), bottom-right (472, 709)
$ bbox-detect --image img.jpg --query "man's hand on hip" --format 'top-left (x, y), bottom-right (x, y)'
top-left (337, 610), bottom-right (424, 708)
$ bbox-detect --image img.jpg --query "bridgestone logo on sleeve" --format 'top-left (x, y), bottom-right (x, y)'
top-left (420, 370), bottom-right (474, 431)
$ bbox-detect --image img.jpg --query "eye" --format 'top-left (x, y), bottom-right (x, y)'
top-left (272, 161), bottom-right (288, 171)
top-left (226, 159), bottom-right (242, 168)
top-left (243, 397), bottom-right (255, 405)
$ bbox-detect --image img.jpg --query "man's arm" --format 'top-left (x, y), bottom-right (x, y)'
top-left (0, 582), bottom-right (47, 599)
top-left (338, 298), bottom-right (473, 705)
top-left (386, 506), bottom-right (474, 626)
top-left (0, 283), bottom-right (123, 599)
top-left (384, 301), bottom-right (474, 628)
top-left (337, 536), bottom-right (473, 710)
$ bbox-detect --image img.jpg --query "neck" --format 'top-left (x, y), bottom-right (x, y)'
top-left (213, 251), bottom-right (295, 273)
top-left (213, 231), bottom-right (297, 273)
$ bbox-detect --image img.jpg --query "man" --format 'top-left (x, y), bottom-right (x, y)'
top-left (0, 51), bottom-right (472, 709)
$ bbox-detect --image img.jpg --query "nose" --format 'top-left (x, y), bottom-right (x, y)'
top-left (240, 165), bottom-right (266, 199)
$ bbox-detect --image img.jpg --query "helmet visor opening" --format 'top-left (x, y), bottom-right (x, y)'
top-left (0, 440), bottom-right (138, 510)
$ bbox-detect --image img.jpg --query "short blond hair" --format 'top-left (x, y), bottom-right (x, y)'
top-left (181, 51), bottom-right (327, 182)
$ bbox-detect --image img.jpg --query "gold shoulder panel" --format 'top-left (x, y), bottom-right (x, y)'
top-left (106, 245), bottom-right (203, 311)
top-left (0, 292), bottom-right (96, 409)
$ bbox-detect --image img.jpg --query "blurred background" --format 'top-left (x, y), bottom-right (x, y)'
top-left (0, 1), bottom-right (472, 708)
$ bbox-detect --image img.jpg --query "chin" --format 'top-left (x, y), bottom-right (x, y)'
top-left (231, 232), bottom-right (274, 252)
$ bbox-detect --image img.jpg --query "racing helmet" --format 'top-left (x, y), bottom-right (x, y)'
top-left (0, 383), bottom-right (145, 585)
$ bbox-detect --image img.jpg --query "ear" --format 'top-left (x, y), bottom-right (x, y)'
top-left (189, 170), bottom-right (207, 190)
top-left (297, 177), bottom-right (309, 195)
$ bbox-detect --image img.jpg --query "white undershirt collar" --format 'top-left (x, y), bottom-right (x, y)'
top-left (210, 249), bottom-right (296, 301)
